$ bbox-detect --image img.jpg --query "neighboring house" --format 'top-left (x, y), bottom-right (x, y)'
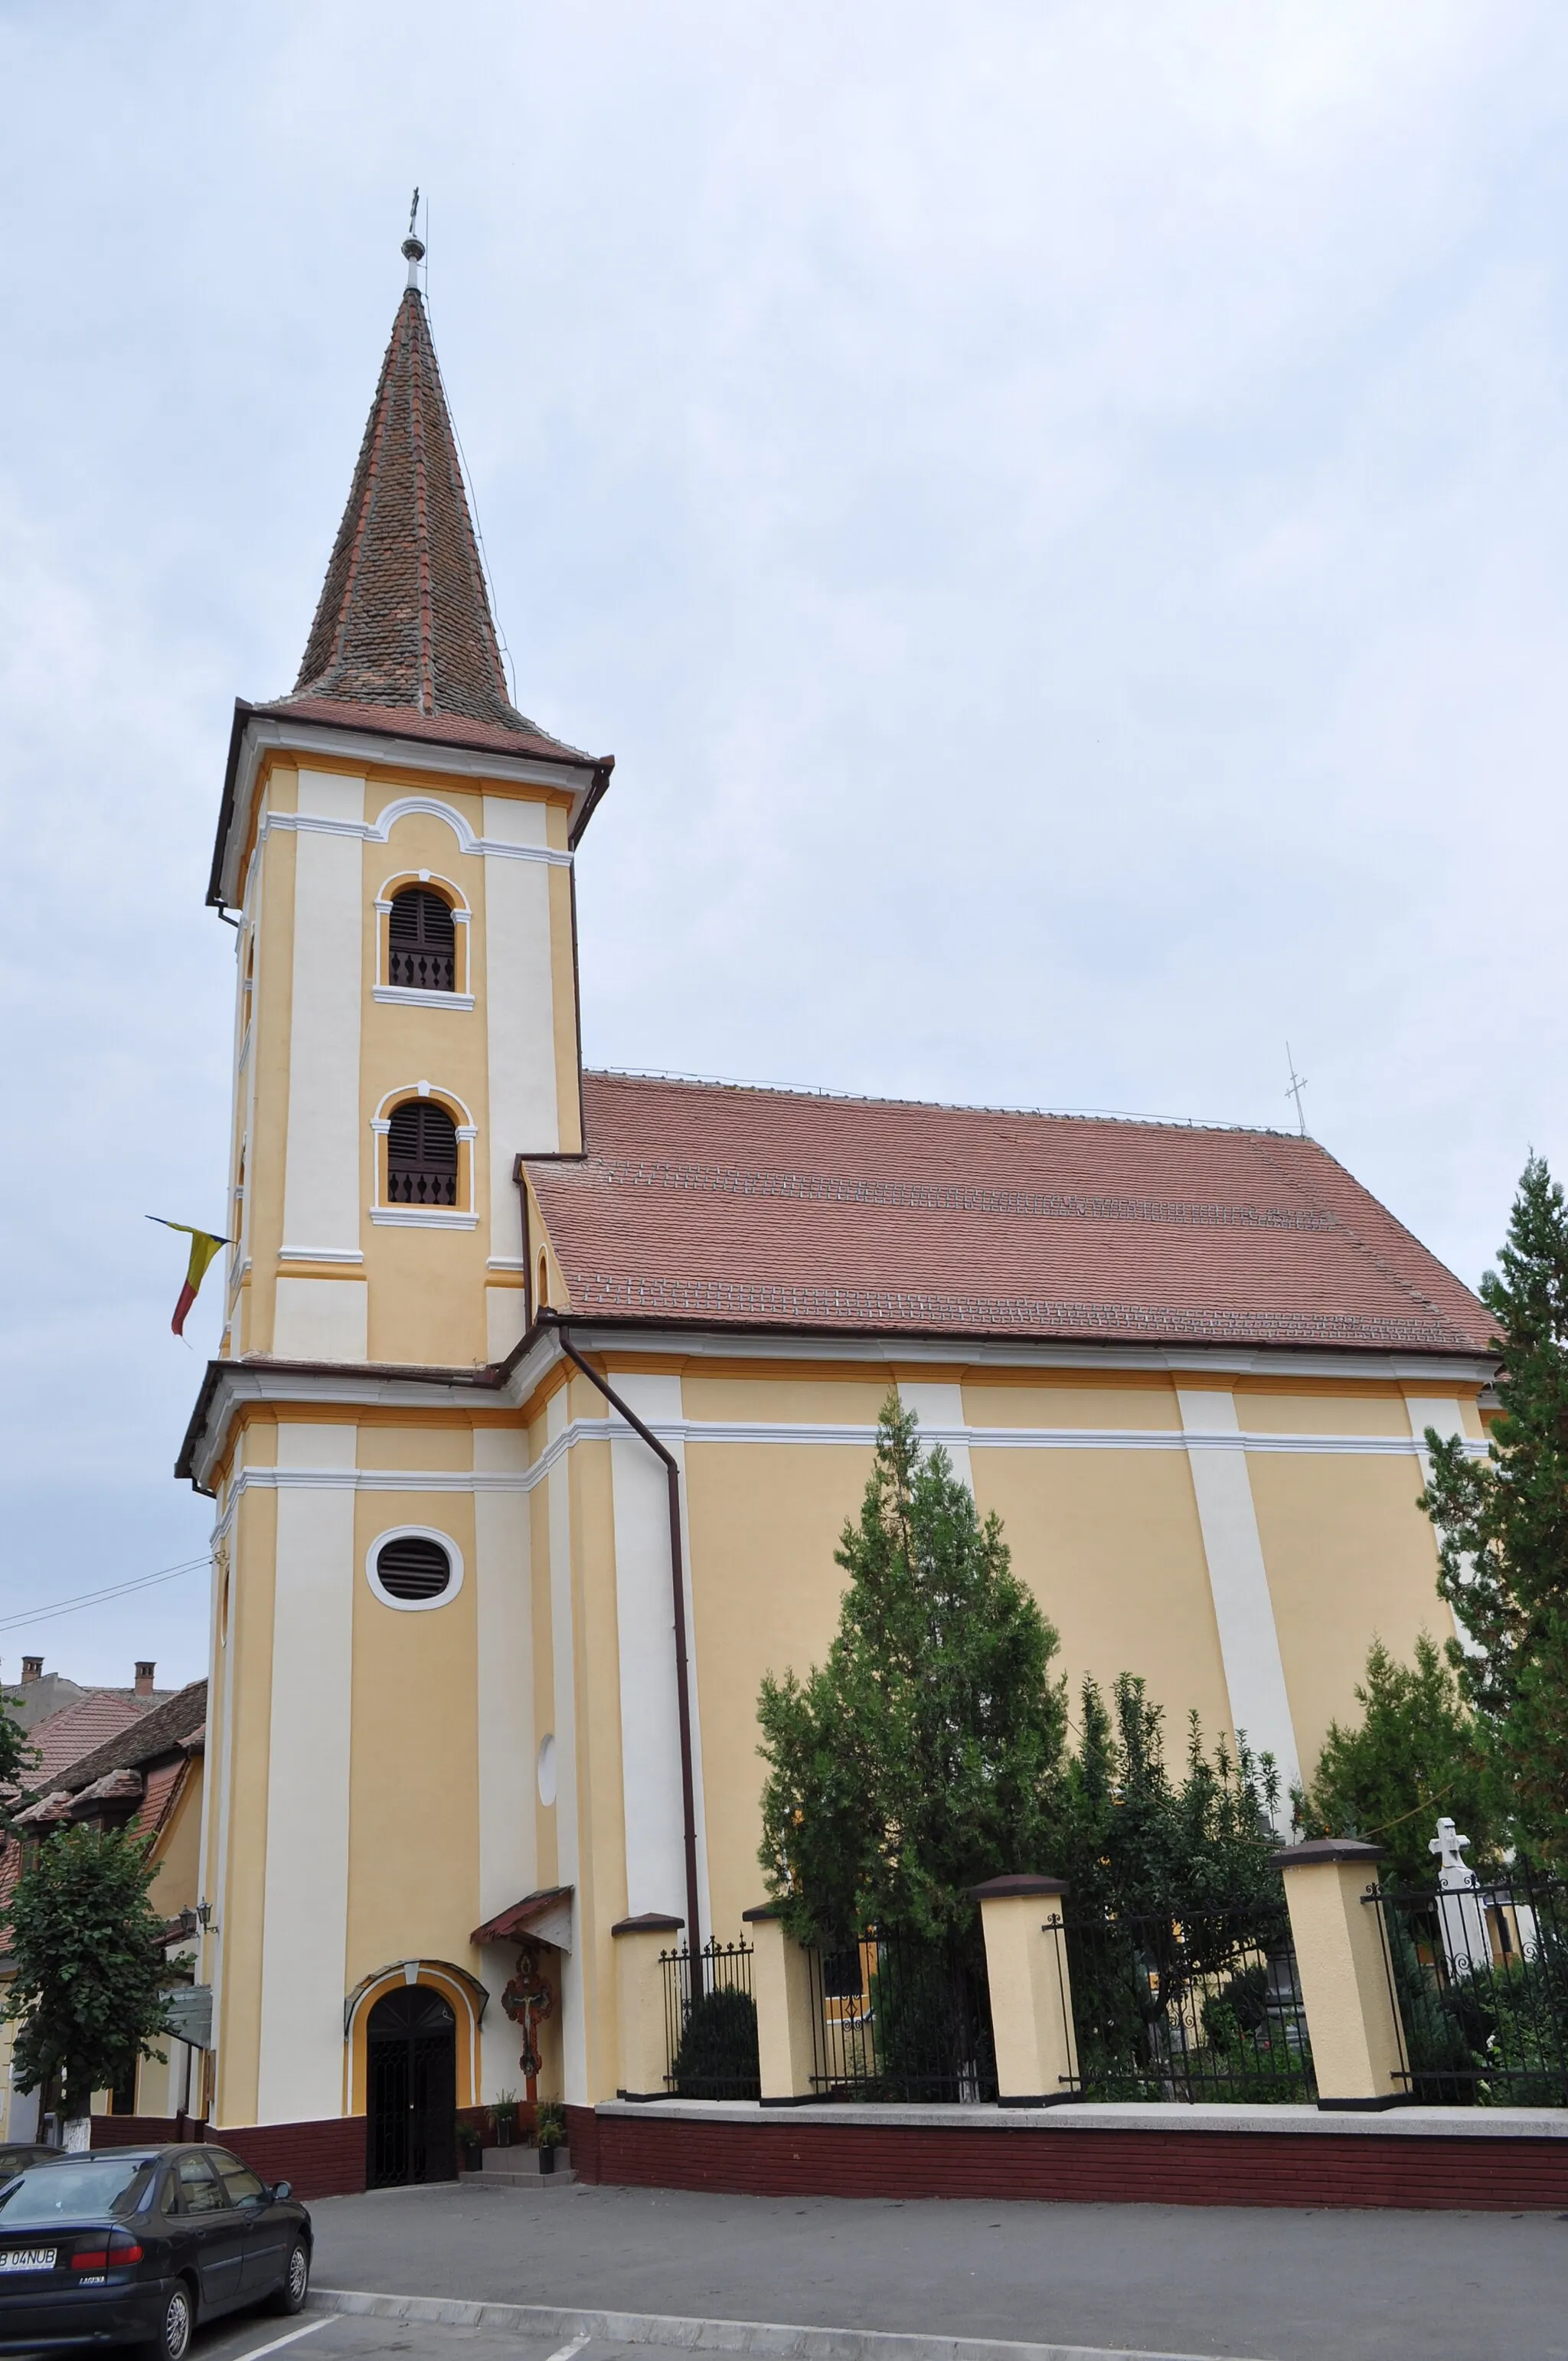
top-left (0, 1680), bottom-right (207, 2141)
top-left (172, 233), bottom-right (1497, 2186)
top-left (5, 1657), bottom-right (175, 1788)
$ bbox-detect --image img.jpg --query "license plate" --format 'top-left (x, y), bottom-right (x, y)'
top-left (0, 2248), bottom-right (57, 2272)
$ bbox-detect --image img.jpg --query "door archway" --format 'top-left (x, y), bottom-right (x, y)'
top-left (366, 1984), bottom-right (457, 2188)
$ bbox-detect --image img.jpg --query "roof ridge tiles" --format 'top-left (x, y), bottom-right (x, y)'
top-left (586, 1066), bottom-right (1301, 1137)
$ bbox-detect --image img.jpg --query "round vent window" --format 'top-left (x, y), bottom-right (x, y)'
top-left (368, 1529), bottom-right (464, 1612)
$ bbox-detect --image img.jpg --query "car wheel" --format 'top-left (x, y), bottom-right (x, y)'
top-left (269, 2239), bottom-right (310, 2315)
top-left (150, 2281), bottom-right (194, 2361)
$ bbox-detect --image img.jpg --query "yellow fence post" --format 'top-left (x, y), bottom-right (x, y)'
top-left (611, 1911), bottom-right (683, 2101)
top-left (1271, 1840), bottom-right (1408, 2108)
top-left (743, 1903), bottom-right (818, 2103)
top-left (969, 1874), bottom-right (1077, 2105)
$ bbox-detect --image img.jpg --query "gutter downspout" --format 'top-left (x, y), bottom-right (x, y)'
top-left (553, 1322), bottom-right (702, 1958)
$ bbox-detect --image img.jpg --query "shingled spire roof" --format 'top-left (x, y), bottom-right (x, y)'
top-left (264, 247), bottom-right (595, 767)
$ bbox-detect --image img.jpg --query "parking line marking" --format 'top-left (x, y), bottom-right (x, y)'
top-left (544, 2337), bottom-right (592, 2361)
top-left (232, 2320), bottom-right (331, 2361)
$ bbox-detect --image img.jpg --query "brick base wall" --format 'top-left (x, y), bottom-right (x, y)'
top-left (579, 2108), bottom-right (1568, 2212)
top-left (92, 2113), bottom-right (367, 2202)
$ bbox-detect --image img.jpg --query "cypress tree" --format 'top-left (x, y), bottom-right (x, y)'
top-left (756, 1396), bottom-right (1068, 1943)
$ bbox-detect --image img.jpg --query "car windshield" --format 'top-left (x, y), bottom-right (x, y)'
top-left (0, 2159), bottom-right (150, 2223)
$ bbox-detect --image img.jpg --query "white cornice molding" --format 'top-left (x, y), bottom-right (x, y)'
top-left (210, 1412), bottom-right (1488, 1541)
top-left (371, 987), bottom-right (475, 1011)
top-left (264, 807), bottom-right (570, 867)
top-left (181, 1321), bottom-right (1494, 1496)
top-left (550, 1322), bottom-right (1500, 1389)
top-left (220, 713), bottom-right (590, 906)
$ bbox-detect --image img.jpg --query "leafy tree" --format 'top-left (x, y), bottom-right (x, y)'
top-left (1294, 1634), bottom-right (1501, 1886)
top-left (4, 1826), bottom-right (172, 2131)
top-left (756, 1396), bottom-right (1068, 1944)
top-left (1419, 1154), bottom-right (1568, 1861)
top-left (0, 1683), bottom-right (38, 1821)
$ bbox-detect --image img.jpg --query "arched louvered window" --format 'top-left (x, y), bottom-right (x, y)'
top-left (375, 1533), bottom-right (452, 1603)
top-left (388, 887), bottom-right (456, 991)
top-left (387, 1099), bottom-right (459, 1207)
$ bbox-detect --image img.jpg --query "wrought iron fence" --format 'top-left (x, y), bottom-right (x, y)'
top-left (1369, 1868), bottom-right (1568, 2105)
top-left (1048, 1899), bottom-right (1315, 2102)
top-left (659, 1938), bottom-right (760, 2099)
top-left (806, 1926), bottom-right (999, 2102)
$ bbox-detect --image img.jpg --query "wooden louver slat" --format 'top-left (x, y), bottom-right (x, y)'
top-left (386, 1099), bottom-right (459, 1207)
top-left (387, 887), bottom-right (457, 991)
top-left (375, 1534), bottom-right (452, 1602)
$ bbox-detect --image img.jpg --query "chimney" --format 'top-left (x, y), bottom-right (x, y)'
top-left (135, 1661), bottom-right (155, 1696)
top-left (21, 1656), bottom-right (42, 1683)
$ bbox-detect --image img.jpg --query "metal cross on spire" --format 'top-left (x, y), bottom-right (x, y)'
top-left (1285, 1043), bottom-right (1308, 1136)
top-left (402, 187), bottom-right (425, 287)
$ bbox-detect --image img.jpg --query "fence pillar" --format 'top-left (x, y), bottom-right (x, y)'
top-left (1271, 1839), bottom-right (1406, 2108)
top-left (742, 1903), bottom-right (817, 2104)
top-left (969, 1874), bottom-right (1076, 2106)
top-left (611, 1912), bottom-right (683, 2101)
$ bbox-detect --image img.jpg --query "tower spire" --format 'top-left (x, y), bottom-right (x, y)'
top-left (278, 222), bottom-right (560, 751)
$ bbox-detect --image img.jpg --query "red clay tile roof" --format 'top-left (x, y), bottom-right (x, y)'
top-left (269, 283), bottom-right (601, 773)
top-left (28, 1693), bottom-right (147, 1783)
top-left (134, 1759), bottom-right (188, 1839)
top-left (524, 1074), bottom-right (1492, 1356)
top-left (53, 1681), bottom-right (207, 1796)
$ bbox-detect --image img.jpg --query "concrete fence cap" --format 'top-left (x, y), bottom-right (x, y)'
top-left (966, 1873), bottom-right (1070, 1899)
top-left (610, 1912), bottom-right (684, 1936)
top-left (1269, 1838), bottom-right (1385, 1869)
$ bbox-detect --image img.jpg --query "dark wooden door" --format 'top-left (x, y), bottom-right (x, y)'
top-left (366, 1985), bottom-right (457, 2187)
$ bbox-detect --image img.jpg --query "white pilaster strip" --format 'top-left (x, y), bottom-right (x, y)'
top-left (256, 1423), bottom-right (357, 2124)
top-left (484, 798), bottom-right (560, 1252)
top-left (280, 772), bottom-right (364, 1273)
top-left (608, 1374), bottom-right (693, 1922)
top-left (474, 1426), bottom-right (537, 2105)
top-left (544, 1388), bottom-right (586, 2105)
top-left (897, 1381), bottom-right (973, 1491)
top-left (1177, 1389), bottom-right (1300, 1805)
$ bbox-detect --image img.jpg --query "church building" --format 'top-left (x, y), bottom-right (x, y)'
top-left (175, 232), bottom-right (1495, 2180)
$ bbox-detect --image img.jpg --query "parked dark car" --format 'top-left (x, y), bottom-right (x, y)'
top-left (0, 2144), bottom-right (310, 2356)
top-left (0, 2147), bottom-right (60, 2183)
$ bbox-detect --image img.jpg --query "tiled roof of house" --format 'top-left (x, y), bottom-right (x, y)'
top-left (260, 279), bottom-right (604, 776)
top-left (524, 1073), bottom-right (1492, 1356)
top-left (52, 1680), bottom-right (206, 1796)
top-left (135, 1759), bottom-right (188, 1840)
top-left (28, 1693), bottom-right (148, 1782)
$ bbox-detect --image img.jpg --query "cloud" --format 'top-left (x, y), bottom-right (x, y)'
top-left (2, 0), bottom-right (1564, 1670)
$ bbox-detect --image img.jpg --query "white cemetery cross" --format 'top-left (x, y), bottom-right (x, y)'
top-left (1430, 1817), bottom-right (1490, 1982)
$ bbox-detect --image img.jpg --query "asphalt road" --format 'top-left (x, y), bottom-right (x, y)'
top-left (299, 2180), bottom-right (1568, 2361)
top-left (193, 2313), bottom-right (678, 2361)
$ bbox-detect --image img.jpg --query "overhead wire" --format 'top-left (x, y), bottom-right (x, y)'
top-left (0, 1555), bottom-right (211, 1636)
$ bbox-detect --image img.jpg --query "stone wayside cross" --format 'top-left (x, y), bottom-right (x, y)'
top-left (1429, 1816), bottom-right (1478, 1889)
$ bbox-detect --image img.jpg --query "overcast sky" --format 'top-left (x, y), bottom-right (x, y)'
top-left (2, 2), bottom-right (1565, 1688)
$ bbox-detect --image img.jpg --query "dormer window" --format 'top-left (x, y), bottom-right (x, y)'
top-left (387, 1099), bottom-right (458, 1207)
top-left (388, 887), bottom-right (456, 991)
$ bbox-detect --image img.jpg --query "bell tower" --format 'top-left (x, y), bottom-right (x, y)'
top-left (207, 227), bottom-right (612, 1372)
top-left (185, 230), bottom-right (609, 2144)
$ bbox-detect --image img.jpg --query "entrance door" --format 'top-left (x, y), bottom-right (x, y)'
top-left (366, 1984), bottom-right (458, 2187)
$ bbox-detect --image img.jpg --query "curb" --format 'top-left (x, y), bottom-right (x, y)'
top-left (308, 2285), bottom-right (1256, 2361)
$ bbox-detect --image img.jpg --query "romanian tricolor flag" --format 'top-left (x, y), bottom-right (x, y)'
top-left (149, 1218), bottom-right (232, 1336)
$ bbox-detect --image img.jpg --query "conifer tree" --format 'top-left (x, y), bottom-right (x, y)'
top-left (756, 1396), bottom-right (1068, 1943)
top-left (1294, 1634), bottom-right (1500, 1886)
top-left (5, 1826), bottom-right (172, 2139)
top-left (1419, 1153), bottom-right (1568, 1861)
